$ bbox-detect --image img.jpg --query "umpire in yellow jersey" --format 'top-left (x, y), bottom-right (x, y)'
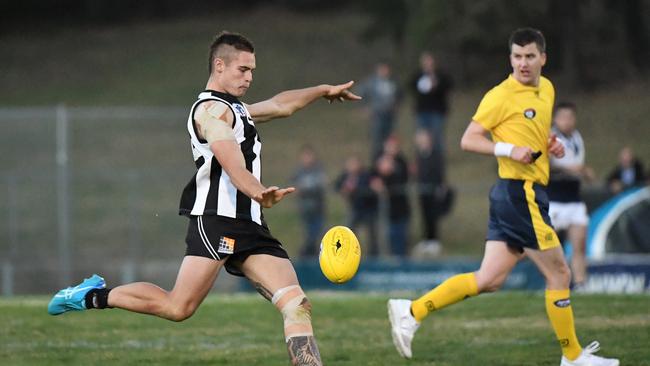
top-left (388, 28), bottom-right (619, 366)
top-left (472, 46), bottom-right (560, 251)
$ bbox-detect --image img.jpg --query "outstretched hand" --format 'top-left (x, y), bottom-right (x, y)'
top-left (323, 81), bottom-right (362, 104)
top-left (254, 186), bottom-right (296, 208)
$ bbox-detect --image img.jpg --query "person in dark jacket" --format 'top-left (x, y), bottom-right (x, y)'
top-left (411, 129), bottom-right (447, 257)
top-left (292, 145), bottom-right (327, 258)
top-left (410, 52), bottom-right (453, 156)
top-left (375, 135), bottom-right (411, 257)
top-left (607, 146), bottom-right (646, 194)
top-left (335, 155), bottom-right (381, 257)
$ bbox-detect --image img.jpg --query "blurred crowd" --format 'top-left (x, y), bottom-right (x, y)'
top-left (290, 52), bottom-right (648, 260)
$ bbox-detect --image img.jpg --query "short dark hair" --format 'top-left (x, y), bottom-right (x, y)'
top-left (554, 101), bottom-right (577, 114)
top-left (509, 28), bottom-right (546, 53)
top-left (208, 31), bottom-right (255, 74)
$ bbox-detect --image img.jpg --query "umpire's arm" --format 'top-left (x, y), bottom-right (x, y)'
top-left (461, 121), bottom-right (535, 164)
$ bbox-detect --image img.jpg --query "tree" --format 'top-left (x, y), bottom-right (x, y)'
top-left (358, 0), bottom-right (650, 89)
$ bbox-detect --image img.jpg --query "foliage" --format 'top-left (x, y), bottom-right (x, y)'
top-left (359, 0), bottom-right (650, 89)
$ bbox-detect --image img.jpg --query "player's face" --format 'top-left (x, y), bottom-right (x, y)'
top-left (554, 108), bottom-right (576, 134)
top-left (220, 51), bottom-right (256, 97)
top-left (510, 43), bottom-right (546, 86)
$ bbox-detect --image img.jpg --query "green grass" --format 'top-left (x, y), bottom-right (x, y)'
top-left (1, 292), bottom-right (648, 365)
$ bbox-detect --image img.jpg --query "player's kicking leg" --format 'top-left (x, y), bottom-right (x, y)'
top-left (240, 254), bottom-right (322, 366)
top-left (525, 247), bottom-right (619, 366)
top-left (48, 255), bottom-right (224, 321)
top-left (388, 241), bottom-right (520, 358)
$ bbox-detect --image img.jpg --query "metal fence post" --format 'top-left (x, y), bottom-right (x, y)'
top-left (122, 171), bottom-right (142, 284)
top-left (56, 104), bottom-right (72, 286)
top-left (2, 175), bottom-right (18, 296)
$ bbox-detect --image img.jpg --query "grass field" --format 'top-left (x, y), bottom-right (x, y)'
top-left (1, 292), bottom-right (648, 365)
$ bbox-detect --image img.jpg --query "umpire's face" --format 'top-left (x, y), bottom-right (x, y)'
top-left (510, 42), bottom-right (546, 86)
top-left (216, 50), bottom-right (256, 97)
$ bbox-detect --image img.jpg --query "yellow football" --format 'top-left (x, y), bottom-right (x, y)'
top-left (319, 226), bottom-right (361, 284)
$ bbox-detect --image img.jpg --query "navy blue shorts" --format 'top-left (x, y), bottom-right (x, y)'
top-left (487, 179), bottom-right (560, 251)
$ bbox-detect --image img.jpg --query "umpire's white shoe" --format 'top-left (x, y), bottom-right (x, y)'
top-left (388, 299), bottom-right (420, 359)
top-left (561, 341), bottom-right (619, 366)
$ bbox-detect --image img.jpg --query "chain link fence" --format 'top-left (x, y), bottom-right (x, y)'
top-left (1, 106), bottom-right (496, 295)
top-left (0, 106), bottom-right (218, 294)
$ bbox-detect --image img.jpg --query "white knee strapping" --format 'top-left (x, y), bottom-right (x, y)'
top-left (272, 285), bottom-right (313, 341)
top-left (281, 294), bottom-right (311, 325)
top-left (272, 285), bottom-right (300, 305)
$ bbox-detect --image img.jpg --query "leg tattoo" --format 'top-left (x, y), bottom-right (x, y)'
top-left (287, 335), bottom-right (322, 366)
top-left (252, 281), bottom-right (273, 302)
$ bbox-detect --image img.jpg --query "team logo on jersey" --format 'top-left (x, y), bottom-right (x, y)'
top-left (218, 236), bottom-right (236, 255)
top-left (524, 108), bottom-right (536, 119)
top-left (233, 103), bottom-right (247, 118)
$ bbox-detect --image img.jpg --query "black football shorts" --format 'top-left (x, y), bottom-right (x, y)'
top-left (185, 215), bottom-right (289, 277)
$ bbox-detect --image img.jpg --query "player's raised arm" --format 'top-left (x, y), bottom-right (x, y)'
top-left (461, 121), bottom-right (536, 164)
top-left (195, 101), bottom-right (293, 208)
top-left (246, 81), bottom-right (362, 122)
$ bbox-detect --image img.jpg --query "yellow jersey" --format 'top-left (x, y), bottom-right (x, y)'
top-left (472, 74), bottom-right (555, 185)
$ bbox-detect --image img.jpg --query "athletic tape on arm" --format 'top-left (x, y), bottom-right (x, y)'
top-left (195, 102), bottom-right (236, 144)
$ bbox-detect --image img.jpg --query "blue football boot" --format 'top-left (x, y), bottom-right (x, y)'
top-left (47, 274), bottom-right (106, 315)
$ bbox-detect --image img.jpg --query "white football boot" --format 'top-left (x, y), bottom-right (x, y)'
top-left (561, 341), bottom-right (620, 366)
top-left (388, 299), bottom-right (421, 359)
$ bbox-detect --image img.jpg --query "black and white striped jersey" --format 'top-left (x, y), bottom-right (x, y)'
top-left (548, 127), bottom-right (585, 202)
top-left (179, 90), bottom-right (263, 225)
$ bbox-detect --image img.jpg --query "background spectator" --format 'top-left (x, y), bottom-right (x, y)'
top-left (607, 146), bottom-right (646, 194)
top-left (291, 145), bottom-right (327, 257)
top-left (374, 135), bottom-right (410, 257)
top-left (357, 61), bottom-right (402, 159)
top-left (547, 102), bottom-right (594, 287)
top-left (411, 129), bottom-right (446, 257)
top-left (335, 155), bottom-right (381, 257)
top-left (410, 52), bottom-right (453, 157)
